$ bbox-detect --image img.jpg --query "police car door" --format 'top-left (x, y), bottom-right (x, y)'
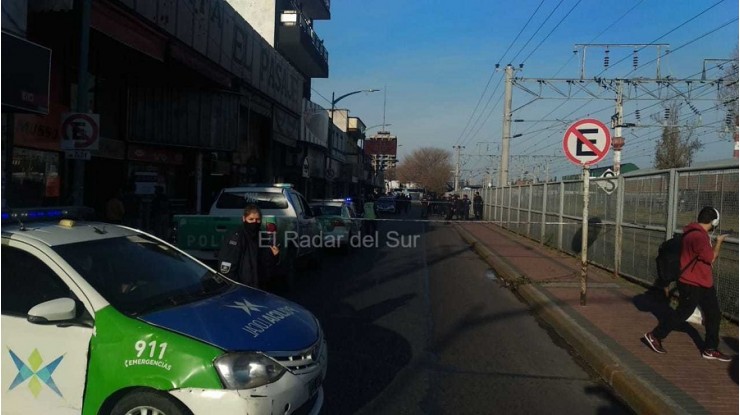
top-left (1, 243), bottom-right (93, 415)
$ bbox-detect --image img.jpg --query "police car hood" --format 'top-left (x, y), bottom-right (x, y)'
top-left (140, 287), bottom-right (319, 352)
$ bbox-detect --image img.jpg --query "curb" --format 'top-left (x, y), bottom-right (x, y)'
top-left (454, 224), bottom-right (689, 415)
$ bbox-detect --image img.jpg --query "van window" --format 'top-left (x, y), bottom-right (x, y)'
top-left (1, 246), bottom-right (70, 316)
top-left (216, 191), bottom-right (289, 210)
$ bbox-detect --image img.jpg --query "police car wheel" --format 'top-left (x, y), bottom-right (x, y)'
top-left (111, 390), bottom-right (191, 415)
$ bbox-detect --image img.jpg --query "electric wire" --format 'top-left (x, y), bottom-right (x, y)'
top-left (594, 0), bottom-right (728, 78)
top-left (521, 0), bottom-right (583, 64)
top-left (513, 60), bottom-right (732, 160)
top-left (510, 0), bottom-right (567, 64)
top-left (552, 1), bottom-right (646, 80)
top-left (453, 0), bottom-right (546, 147)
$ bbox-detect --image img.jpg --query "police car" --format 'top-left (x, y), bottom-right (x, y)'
top-left (1, 207), bottom-right (327, 415)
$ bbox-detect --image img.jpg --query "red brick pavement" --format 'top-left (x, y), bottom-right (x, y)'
top-left (459, 222), bottom-right (739, 415)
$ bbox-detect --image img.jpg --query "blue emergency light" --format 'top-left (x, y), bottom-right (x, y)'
top-left (1, 207), bottom-right (94, 224)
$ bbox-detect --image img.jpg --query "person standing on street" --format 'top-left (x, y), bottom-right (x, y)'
top-left (105, 189), bottom-right (125, 224)
top-left (420, 194), bottom-right (430, 219)
top-left (644, 206), bottom-right (731, 361)
top-left (363, 195), bottom-right (378, 234)
top-left (473, 192), bottom-right (483, 220)
top-left (217, 204), bottom-right (280, 289)
top-left (461, 194), bottom-right (471, 220)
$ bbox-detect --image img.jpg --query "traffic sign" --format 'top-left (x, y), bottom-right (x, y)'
top-left (562, 119), bottom-right (611, 166)
top-left (61, 113), bottom-right (99, 150)
top-left (65, 150), bottom-right (91, 160)
top-left (596, 168), bottom-right (617, 195)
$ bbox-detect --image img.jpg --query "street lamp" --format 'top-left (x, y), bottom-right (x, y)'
top-left (331, 89), bottom-right (380, 112)
top-left (326, 88), bottom-right (380, 197)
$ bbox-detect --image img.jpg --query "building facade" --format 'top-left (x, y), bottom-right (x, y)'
top-left (1, 0), bottom-right (337, 231)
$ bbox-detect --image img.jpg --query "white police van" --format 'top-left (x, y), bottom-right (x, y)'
top-left (1, 207), bottom-right (327, 415)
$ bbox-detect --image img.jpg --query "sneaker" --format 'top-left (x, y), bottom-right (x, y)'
top-left (702, 349), bottom-right (732, 362)
top-left (644, 332), bottom-right (667, 354)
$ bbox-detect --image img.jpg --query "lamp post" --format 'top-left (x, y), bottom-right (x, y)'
top-left (326, 88), bottom-right (380, 197)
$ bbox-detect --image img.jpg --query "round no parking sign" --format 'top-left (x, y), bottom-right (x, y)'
top-left (562, 119), bottom-right (610, 166)
top-left (60, 113), bottom-right (100, 150)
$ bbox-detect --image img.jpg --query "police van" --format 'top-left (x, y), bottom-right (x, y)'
top-left (1, 207), bottom-right (327, 415)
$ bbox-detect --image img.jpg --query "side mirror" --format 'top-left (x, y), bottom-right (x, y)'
top-left (27, 297), bottom-right (77, 324)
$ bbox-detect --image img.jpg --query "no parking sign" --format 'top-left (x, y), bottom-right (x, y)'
top-left (60, 113), bottom-right (99, 150)
top-left (562, 119), bottom-right (610, 166)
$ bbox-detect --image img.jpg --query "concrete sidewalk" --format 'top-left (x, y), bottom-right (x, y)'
top-left (455, 222), bottom-right (738, 415)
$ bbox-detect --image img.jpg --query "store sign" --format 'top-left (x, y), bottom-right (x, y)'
top-left (128, 145), bottom-right (184, 165)
top-left (65, 150), bottom-right (91, 160)
top-left (1, 31), bottom-right (51, 115)
top-left (14, 102), bottom-right (68, 151)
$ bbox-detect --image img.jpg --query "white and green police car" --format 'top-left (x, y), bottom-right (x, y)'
top-left (1, 207), bottom-right (327, 415)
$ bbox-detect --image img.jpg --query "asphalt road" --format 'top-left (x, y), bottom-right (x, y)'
top-left (280, 208), bottom-right (632, 414)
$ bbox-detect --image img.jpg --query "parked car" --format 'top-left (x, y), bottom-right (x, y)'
top-left (172, 184), bottom-right (322, 286)
top-left (375, 196), bottom-right (397, 214)
top-left (1, 207), bottom-right (327, 415)
top-left (309, 199), bottom-right (361, 250)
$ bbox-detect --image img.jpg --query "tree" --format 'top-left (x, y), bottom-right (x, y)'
top-left (383, 166), bottom-right (397, 181)
top-left (396, 147), bottom-right (453, 195)
top-left (653, 102), bottom-right (702, 169)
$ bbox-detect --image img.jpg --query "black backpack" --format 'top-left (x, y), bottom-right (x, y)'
top-left (655, 229), bottom-right (699, 284)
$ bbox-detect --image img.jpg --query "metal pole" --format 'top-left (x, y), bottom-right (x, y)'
top-left (453, 145), bottom-right (464, 192)
top-left (580, 164), bottom-right (590, 306)
top-left (72, 0), bottom-right (91, 206)
top-left (500, 65), bottom-right (513, 187)
top-left (613, 79), bottom-right (624, 176)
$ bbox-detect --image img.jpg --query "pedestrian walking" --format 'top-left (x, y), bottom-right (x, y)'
top-left (216, 204), bottom-right (280, 289)
top-left (644, 206), bottom-right (731, 361)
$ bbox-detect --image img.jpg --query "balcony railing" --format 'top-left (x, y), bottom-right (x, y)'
top-left (280, 11), bottom-right (328, 62)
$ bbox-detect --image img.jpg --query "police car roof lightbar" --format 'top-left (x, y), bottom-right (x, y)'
top-left (1, 206), bottom-right (95, 224)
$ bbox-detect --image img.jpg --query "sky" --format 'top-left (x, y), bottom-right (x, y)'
top-left (311, 0), bottom-right (739, 183)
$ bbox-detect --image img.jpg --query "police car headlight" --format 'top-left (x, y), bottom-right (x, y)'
top-left (214, 353), bottom-right (286, 389)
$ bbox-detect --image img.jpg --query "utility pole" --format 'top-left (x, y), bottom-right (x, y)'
top-left (611, 79), bottom-right (625, 175)
top-left (453, 145), bottom-right (464, 192)
top-left (72, 0), bottom-right (92, 206)
top-left (500, 64), bottom-right (514, 187)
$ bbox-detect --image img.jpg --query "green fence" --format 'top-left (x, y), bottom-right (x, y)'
top-left (472, 161), bottom-right (739, 321)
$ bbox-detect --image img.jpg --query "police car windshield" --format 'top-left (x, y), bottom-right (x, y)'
top-left (53, 234), bottom-right (231, 316)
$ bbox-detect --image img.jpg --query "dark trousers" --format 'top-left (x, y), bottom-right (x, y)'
top-left (652, 282), bottom-right (721, 350)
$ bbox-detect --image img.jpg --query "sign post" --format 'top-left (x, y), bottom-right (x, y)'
top-left (61, 112), bottom-right (100, 162)
top-left (580, 164), bottom-right (590, 305)
top-left (562, 119), bottom-right (611, 306)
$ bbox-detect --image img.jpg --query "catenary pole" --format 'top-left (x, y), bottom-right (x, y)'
top-left (500, 64), bottom-right (514, 187)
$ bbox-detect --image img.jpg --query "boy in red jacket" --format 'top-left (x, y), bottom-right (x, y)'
top-left (644, 206), bottom-right (731, 361)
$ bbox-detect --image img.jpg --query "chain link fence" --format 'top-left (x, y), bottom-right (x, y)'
top-left (470, 161), bottom-right (739, 321)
